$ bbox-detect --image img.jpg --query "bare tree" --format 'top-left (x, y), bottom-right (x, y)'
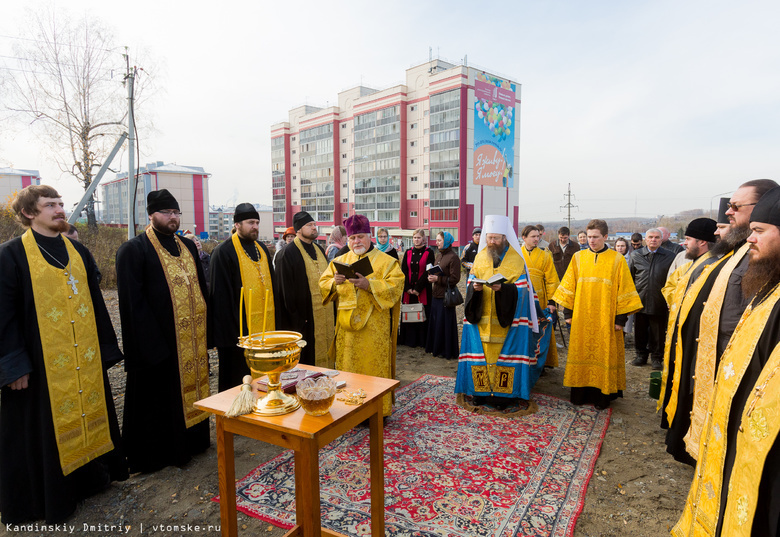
top-left (2, 6), bottom-right (151, 228)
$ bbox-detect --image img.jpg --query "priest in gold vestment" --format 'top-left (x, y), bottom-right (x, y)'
top-left (553, 219), bottom-right (642, 409)
top-left (521, 224), bottom-right (560, 367)
top-left (319, 214), bottom-right (404, 416)
top-left (673, 186), bottom-right (780, 537)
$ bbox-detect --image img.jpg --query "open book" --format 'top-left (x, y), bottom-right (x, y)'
top-left (472, 273), bottom-right (507, 285)
top-left (425, 263), bottom-right (443, 276)
top-left (333, 255), bottom-right (374, 279)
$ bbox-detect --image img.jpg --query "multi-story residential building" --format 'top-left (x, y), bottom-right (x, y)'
top-left (101, 162), bottom-right (210, 237)
top-left (0, 167), bottom-right (41, 200)
top-left (209, 204), bottom-right (273, 241)
top-left (271, 59), bottom-right (521, 247)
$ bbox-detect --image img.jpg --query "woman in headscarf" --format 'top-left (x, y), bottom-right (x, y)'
top-left (614, 236), bottom-right (634, 339)
top-left (426, 231), bottom-right (461, 359)
top-left (325, 225), bottom-right (347, 262)
top-left (398, 228), bottom-right (434, 348)
top-left (375, 227), bottom-right (398, 260)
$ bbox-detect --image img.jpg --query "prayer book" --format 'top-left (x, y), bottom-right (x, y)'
top-left (472, 273), bottom-right (507, 285)
top-left (426, 264), bottom-right (443, 275)
top-left (333, 255), bottom-right (374, 278)
top-left (256, 369), bottom-right (324, 393)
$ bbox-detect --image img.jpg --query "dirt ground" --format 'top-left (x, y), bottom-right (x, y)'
top-left (15, 288), bottom-right (694, 536)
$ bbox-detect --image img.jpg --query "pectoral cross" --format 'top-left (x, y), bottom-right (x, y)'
top-left (67, 273), bottom-right (79, 294)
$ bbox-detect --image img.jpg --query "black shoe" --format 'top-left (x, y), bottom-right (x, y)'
top-left (630, 356), bottom-right (648, 366)
top-left (651, 359), bottom-right (663, 371)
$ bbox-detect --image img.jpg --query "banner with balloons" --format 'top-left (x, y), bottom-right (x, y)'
top-left (473, 73), bottom-right (516, 188)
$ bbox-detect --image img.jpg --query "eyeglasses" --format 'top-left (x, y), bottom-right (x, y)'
top-left (727, 202), bottom-right (756, 212)
top-left (158, 210), bottom-right (182, 217)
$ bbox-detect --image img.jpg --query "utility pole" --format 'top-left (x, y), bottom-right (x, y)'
top-left (560, 183), bottom-right (578, 230)
top-left (125, 50), bottom-right (136, 240)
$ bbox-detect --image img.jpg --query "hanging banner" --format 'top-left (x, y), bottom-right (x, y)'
top-left (473, 73), bottom-right (516, 188)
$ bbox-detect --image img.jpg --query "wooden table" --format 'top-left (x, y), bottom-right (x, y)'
top-left (195, 365), bottom-right (399, 537)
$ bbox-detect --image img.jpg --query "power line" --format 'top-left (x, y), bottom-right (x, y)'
top-left (0, 33), bottom-right (116, 53)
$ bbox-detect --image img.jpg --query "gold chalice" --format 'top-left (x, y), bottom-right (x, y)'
top-left (239, 330), bottom-right (306, 416)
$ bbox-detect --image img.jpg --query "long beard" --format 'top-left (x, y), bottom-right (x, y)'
top-left (742, 255), bottom-right (780, 301)
top-left (50, 218), bottom-right (70, 233)
top-left (711, 224), bottom-right (751, 256)
top-left (487, 242), bottom-right (506, 266)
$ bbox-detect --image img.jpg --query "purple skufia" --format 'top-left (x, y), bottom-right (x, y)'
top-left (343, 214), bottom-right (371, 236)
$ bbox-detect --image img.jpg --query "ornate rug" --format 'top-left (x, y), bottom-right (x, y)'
top-left (221, 375), bottom-right (610, 536)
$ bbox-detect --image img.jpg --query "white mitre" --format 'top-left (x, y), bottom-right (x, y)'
top-left (475, 214), bottom-right (538, 332)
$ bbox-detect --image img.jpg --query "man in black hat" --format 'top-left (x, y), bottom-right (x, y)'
top-left (116, 189), bottom-right (210, 473)
top-left (656, 217), bottom-right (719, 465)
top-left (208, 202), bottom-right (276, 391)
top-left (674, 185), bottom-right (780, 537)
top-left (682, 179), bottom-right (778, 465)
top-left (714, 196), bottom-right (730, 240)
top-left (274, 211), bottom-right (335, 367)
top-left (460, 227), bottom-right (481, 271)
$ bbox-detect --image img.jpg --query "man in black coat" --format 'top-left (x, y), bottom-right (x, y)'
top-left (628, 228), bottom-right (675, 369)
top-left (117, 189), bottom-right (211, 473)
top-left (0, 185), bottom-right (128, 524)
top-left (460, 227), bottom-right (481, 271)
top-left (209, 202), bottom-right (276, 391)
top-left (274, 211), bottom-right (335, 367)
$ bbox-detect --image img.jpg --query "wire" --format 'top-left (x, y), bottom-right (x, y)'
top-left (0, 33), bottom-right (116, 53)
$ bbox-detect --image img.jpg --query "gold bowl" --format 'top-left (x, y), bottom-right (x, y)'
top-left (239, 331), bottom-right (306, 416)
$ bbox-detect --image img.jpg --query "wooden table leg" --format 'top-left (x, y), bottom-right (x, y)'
top-left (294, 439), bottom-right (322, 537)
top-left (217, 417), bottom-right (238, 537)
top-left (368, 402), bottom-right (385, 536)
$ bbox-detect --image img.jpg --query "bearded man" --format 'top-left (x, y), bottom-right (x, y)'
top-left (521, 225), bottom-right (560, 367)
top-left (0, 185), bottom-right (127, 523)
top-left (685, 179), bottom-right (779, 457)
top-left (274, 211), bottom-right (335, 367)
top-left (209, 202), bottom-right (276, 391)
top-left (319, 214), bottom-right (404, 416)
top-left (674, 185), bottom-right (780, 537)
top-left (116, 189), bottom-right (210, 473)
top-left (456, 215), bottom-right (544, 407)
top-left (655, 218), bottom-right (718, 465)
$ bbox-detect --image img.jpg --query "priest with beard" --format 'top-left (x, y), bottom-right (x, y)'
top-left (274, 211), bottom-right (335, 367)
top-left (116, 189), bottom-right (210, 473)
top-left (319, 214), bottom-right (404, 416)
top-left (455, 214), bottom-right (544, 408)
top-left (685, 178), bottom-right (778, 459)
top-left (674, 185), bottom-right (780, 537)
top-left (209, 202), bottom-right (276, 391)
top-left (655, 218), bottom-right (718, 466)
top-left (0, 185), bottom-right (128, 524)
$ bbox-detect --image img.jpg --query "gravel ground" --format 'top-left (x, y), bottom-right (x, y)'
top-left (23, 285), bottom-right (693, 536)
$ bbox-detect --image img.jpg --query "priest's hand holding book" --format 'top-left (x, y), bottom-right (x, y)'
top-left (472, 273), bottom-right (506, 292)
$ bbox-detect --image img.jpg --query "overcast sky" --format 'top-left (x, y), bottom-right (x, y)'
top-left (1, 0), bottom-right (779, 222)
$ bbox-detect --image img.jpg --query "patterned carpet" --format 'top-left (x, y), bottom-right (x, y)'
top-left (223, 375), bottom-right (610, 536)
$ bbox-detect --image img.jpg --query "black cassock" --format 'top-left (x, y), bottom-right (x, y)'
top-left (0, 232), bottom-right (127, 524)
top-left (208, 237), bottom-right (275, 392)
top-left (274, 240), bottom-right (328, 366)
top-left (659, 255), bottom-right (723, 466)
top-left (116, 229), bottom-right (209, 474)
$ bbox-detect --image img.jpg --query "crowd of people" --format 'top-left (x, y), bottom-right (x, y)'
top-left (1, 181), bottom-right (778, 536)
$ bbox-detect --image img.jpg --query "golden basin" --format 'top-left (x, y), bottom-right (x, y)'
top-left (238, 330), bottom-right (306, 416)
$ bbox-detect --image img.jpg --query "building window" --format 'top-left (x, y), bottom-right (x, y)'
top-left (424, 218), bottom-right (428, 224)
top-left (342, 138), bottom-right (347, 144)
top-left (424, 201), bottom-right (429, 206)
top-left (293, 163), bottom-right (296, 167)
top-left (292, 149), bottom-right (296, 154)
top-left (410, 211), bottom-right (418, 217)
top-left (342, 153), bottom-right (347, 158)
top-left (293, 188), bottom-right (297, 192)
top-left (292, 176), bottom-right (297, 180)
top-left (411, 176), bottom-right (418, 182)
top-left (292, 136), bottom-right (296, 141)
top-left (410, 194), bottom-right (417, 199)
top-left (343, 212), bottom-right (348, 217)
top-left (410, 105), bottom-right (417, 111)
top-left (424, 110), bottom-right (429, 116)
top-left (410, 159), bottom-right (416, 165)
top-left (342, 124), bottom-right (347, 129)
top-left (293, 201), bottom-right (298, 205)
top-left (410, 141), bottom-right (416, 147)
top-left (342, 198), bottom-right (348, 203)
top-left (411, 123), bottom-right (417, 129)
